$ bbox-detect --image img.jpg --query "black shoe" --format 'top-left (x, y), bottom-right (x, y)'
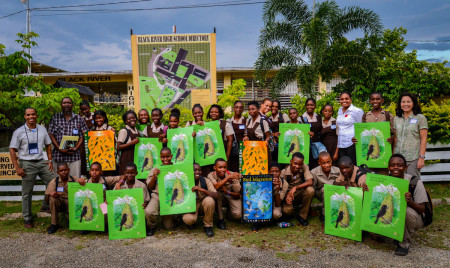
top-left (204, 227), bottom-right (214, 237)
top-left (251, 223), bottom-right (261, 231)
top-left (217, 219), bottom-right (226, 230)
top-left (47, 224), bottom-right (59, 234)
top-left (319, 213), bottom-right (325, 223)
top-left (395, 245), bottom-right (409, 256)
top-left (80, 231), bottom-right (90, 235)
top-left (146, 227), bottom-right (156, 236)
top-left (297, 216), bottom-right (309, 226)
top-left (187, 223), bottom-right (197, 230)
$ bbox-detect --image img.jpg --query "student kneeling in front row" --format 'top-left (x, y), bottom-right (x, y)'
top-left (388, 154), bottom-right (429, 256)
top-left (182, 163), bottom-right (218, 237)
top-left (207, 158), bottom-right (242, 230)
top-left (281, 152), bottom-right (315, 226)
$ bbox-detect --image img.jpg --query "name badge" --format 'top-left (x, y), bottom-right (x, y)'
top-left (410, 119), bottom-right (418, 124)
top-left (28, 143), bottom-right (39, 155)
top-left (72, 129), bottom-right (79, 135)
top-left (57, 187), bottom-right (64, 193)
top-left (239, 125), bottom-right (245, 130)
top-left (331, 125), bottom-right (336, 130)
top-left (103, 184), bottom-right (106, 190)
top-left (310, 123), bottom-right (312, 127)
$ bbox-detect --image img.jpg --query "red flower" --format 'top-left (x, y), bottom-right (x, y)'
top-left (345, 114), bottom-right (348, 117)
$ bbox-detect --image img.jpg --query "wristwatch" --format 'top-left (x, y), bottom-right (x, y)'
top-left (419, 155), bottom-right (426, 159)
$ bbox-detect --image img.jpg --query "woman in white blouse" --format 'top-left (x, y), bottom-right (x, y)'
top-left (334, 92), bottom-right (364, 165)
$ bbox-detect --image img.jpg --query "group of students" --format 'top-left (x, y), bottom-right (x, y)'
top-left (10, 92), bottom-right (429, 257)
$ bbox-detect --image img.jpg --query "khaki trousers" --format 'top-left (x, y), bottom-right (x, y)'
top-left (400, 207), bottom-right (424, 248)
top-left (406, 159), bottom-right (421, 179)
top-left (273, 206), bottom-right (282, 220)
top-left (282, 186), bottom-right (315, 219)
top-left (49, 196), bottom-right (69, 225)
top-left (53, 160), bottom-right (81, 178)
top-left (20, 159), bottom-right (53, 221)
top-left (147, 193), bottom-right (175, 229)
top-left (315, 188), bottom-right (325, 215)
top-left (216, 191), bottom-right (242, 220)
top-left (182, 197), bottom-right (215, 227)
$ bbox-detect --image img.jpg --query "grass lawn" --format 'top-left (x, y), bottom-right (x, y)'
top-left (0, 201), bottom-right (448, 257)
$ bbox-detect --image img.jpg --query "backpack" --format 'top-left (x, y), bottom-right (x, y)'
top-left (355, 164), bottom-right (373, 184)
top-left (101, 176), bottom-right (111, 191)
top-left (260, 117), bottom-right (275, 152)
top-left (115, 128), bottom-right (131, 166)
top-left (278, 113), bottom-right (285, 123)
top-left (409, 176), bottom-right (433, 227)
top-left (199, 176), bottom-right (208, 190)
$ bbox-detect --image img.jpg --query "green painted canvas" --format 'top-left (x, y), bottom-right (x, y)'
top-left (68, 182), bottom-right (104, 231)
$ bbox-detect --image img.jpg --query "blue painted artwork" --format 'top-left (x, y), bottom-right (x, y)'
top-left (242, 175), bottom-right (273, 222)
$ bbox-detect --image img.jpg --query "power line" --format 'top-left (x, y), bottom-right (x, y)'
top-left (33, 0), bottom-right (154, 10)
top-left (0, 10), bottom-right (26, 20)
top-left (33, 1), bottom-right (264, 17)
top-left (407, 40), bottom-right (450, 43)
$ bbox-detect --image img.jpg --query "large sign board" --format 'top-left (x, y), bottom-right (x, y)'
top-left (131, 33), bottom-right (216, 110)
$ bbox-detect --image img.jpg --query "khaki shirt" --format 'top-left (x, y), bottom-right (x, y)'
top-left (117, 125), bottom-right (139, 144)
top-left (276, 177), bottom-right (289, 201)
top-left (335, 166), bottom-right (366, 187)
top-left (87, 176), bottom-right (121, 189)
top-left (364, 109), bottom-right (394, 134)
top-left (227, 116), bottom-right (246, 124)
top-left (92, 124), bottom-right (114, 131)
top-left (269, 113), bottom-right (290, 124)
top-left (118, 179), bottom-right (150, 203)
top-left (280, 164), bottom-right (313, 192)
top-left (45, 176), bottom-right (79, 200)
top-left (246, 114), bottom-right (270, 139)
top-left (404, 174), bottom-right (428, 204)
top-left (394, 114), bottom-right (428, 161)
top-left (143, 123), bottom-right (165, 137)
top-left (185, 120), bottom-right (200, 127)
top-left (145, 169), bottom-right (159, 194)
top-left (195, 177), bottom-right (217, 200)
top-left (311, 166), bottom-right (341, 192)
top-left (219, 119), bottom-right (235, 138)
top-left (207, 171), bottom-right (241, 193)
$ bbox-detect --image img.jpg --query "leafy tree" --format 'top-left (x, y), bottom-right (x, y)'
top-left (332, 27), bottom-right (450, 103)
top-left (255, 0), bottom-right (382, 97)
top-left (0, 32), bottom-right (82, 128)
top-left (217, 78), bottom-right (246, 109)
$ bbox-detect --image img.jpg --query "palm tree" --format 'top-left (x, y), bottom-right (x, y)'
top-left (255, 0), bottom-right (382, 97)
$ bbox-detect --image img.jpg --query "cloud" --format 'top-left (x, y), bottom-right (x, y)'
top-left (33, 38), bottom-right (131, 71)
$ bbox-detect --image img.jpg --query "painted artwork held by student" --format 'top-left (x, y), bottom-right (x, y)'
top-left (240, 141), bottom-right (268, 175)
top-left (68, 183), bottom-right (104, 231)
top-left (134, 138), bottom-right (162, 179)
top-left (242, 175), bottom-right (273, 223)
top-left (278, 123), bottom-right (310, 164)
top-left (193, 121), bottom-right (226, 166)
top-left (167, 127), bottom-right (194, 165)
top-left (355, 122), bottom-right (392, 168)
top-left (85, 130), bottom-right (116, 171)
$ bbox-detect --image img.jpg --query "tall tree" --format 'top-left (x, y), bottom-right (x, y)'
top-left (255, 0), bottom-right (382, 97)
top-left (0, 32), bottom-right (82, 128)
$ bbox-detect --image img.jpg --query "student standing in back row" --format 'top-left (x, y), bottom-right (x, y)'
top-left (243, 101), bottom-right (271, 148)
top-left (302, 98), bottom-right (323, 169)
top-left (269, 100), bottom-right (290, 162)
top-left (145, 108), bottom-right (165, 139)
top-left (352, 92), bottom-right (394, 175)
top-left (117, 110), bottom-right (140, 175)
top-left (227, 100), bottom-right (247, 172)
top-left (320, 104), bottom-right (338, 166)
top-left (335, 92), bottom-right (364, 166)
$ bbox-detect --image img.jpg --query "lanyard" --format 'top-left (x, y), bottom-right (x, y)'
top-left (24, 125), bottom-right (38, 144)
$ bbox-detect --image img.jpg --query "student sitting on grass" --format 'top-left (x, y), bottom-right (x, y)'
top-left (207, 158), bottom-right (242, 230)
top-left (114, 162), bottom-right (153, 236)
top-left (145, 147), bottom-right (176, 236)
top-left (182, 163), bottom-right (218, 237)
top-left (311, 152), bottom-right (341, 222)
top-left (388, 154), bottom-right (430, 256)
top-left (46, 163), bottom-right (79, 234)
top-left (281, 152), bottom-right (315, 226)
top-left (251, 162), bottom-right (289, 231)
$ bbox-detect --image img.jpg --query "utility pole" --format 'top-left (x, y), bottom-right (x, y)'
top-left (20, 0), bottom-right (31, 74)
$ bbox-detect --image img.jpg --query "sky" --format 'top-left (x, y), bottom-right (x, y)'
top-left (1, 0), bottom-right (449, 72)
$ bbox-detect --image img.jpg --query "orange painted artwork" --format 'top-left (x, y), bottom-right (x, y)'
top-left (85, 130), bottom-right (116, 171)
top-left (241, 141), bottom-right (268, 175)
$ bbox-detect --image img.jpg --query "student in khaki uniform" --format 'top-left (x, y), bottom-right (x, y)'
top-left (145, 147), bottom-right (176, 236)
top-left (46, 163), bottom-right (79, 234)
top-left (388, 154), bottom-right (429, 256)
top-left (251, 162), bottom-right (289, 231)
top-left (113, 162), bottom-right (153, 236)
top-left (207, 158), bottom-right (242, 230)
top-left (182, 163), bottom-right (218, 237)
top-left (311, 152), bottom-right (341, 222)
top-left (334, 156), bottom-right (368, 190)
top-left (281, 152), bottom-right (315, 226)
top-left (351, 92), bottom-right (394, 175)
